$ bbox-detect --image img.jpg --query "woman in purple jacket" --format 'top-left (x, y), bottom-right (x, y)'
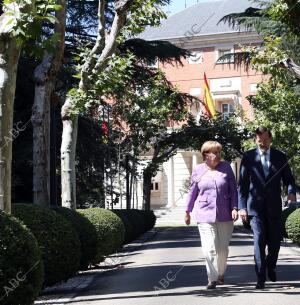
top-left (185, 141), bottom-right (238, 289)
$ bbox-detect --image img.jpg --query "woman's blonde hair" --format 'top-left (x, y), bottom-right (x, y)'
top-left (200, 141), bottom-right (222, 159)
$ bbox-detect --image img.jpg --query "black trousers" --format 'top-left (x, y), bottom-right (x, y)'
top-left (250, 215), bottom-right (282, 282)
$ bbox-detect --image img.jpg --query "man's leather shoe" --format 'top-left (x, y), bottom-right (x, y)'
top-left (255, 281), bottom-right (265, 289)
top-left (268, 270), bottom-right (277, 282)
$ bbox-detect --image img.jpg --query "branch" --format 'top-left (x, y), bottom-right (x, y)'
top-left (52, 0), bottom-right (67, 75)
top-left (91, 0), bottom-right (136, 75)
top-left (217, 7), bottom-right (263, 31)
top-left (281, 58), bottom-right (300, 79)
top-left (34, 0), bottom-right (66, 85)
top-left (80, 0), bottom-right (106, 90)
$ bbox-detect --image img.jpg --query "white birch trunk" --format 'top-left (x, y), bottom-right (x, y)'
top-left (0, 36), bottom-right (21, 212)
top-left (61, 97), bottom-right (78, 209)
top-left (60, 0), bottom-right (133, 209)
top-left (32, 0), bottom-right (66, 207)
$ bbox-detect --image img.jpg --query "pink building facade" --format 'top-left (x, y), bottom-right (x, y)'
top-left (136, 0), bottom-right (266, 209)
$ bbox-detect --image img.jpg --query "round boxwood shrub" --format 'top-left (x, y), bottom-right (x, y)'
top-left (281, 207), bottom-right (297, 238)
top-left (0, 211), bottom-right (44, 305)
top-left (12, 204), bottom-right (81, 287)
top-left (78, 208), bottom-right (125, 263)
top-left (125, 209), bottom-right (146, 238)
top-left (141, 210), bottom-right (156, 231)
top-left (54, 207), bottom-right (98, 270)
top-left (286, 208), bottom-right (300, 244)
top-left (112, 210), bottom-right (135, 244)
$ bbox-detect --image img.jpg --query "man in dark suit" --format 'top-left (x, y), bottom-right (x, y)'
top-left (238, 126), bottom-right (296, 289)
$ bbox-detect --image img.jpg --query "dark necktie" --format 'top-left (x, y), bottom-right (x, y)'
top-left (261, 152), bottom-right (269, 177)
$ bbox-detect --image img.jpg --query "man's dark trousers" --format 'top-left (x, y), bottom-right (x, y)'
top-left (238, 147), bottom-right (296, 284)
top-left (250, 214), bottom-right (282, 282)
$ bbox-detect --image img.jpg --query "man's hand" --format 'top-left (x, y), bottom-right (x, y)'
top-left (287, 194), bottom-right (297, 203)
top-left (232, 209), bottom-right (238, 222)
top-left (185, 212), bottom-right (191, 225)
top-left (239, 209), bottom-right (248, 222)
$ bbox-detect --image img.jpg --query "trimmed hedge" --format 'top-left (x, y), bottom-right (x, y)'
top-left (141, 210), bottom-right (156, 231)
top-left (12, 204), bottom-right (81, 287)
top-left (125, 209), bottom-right (146, 239)
top-left (281, 207), bottom-right (297, 238)
top-left (78, 208), bottom-right (125, 263)
top-left (54, 207), bottom-right (98, 270)
top-left (112, 209), bottom-right (156, 243)
top-left (0, 211), bottom-right (44, 305)
top-left (286, 208), bottom-right (300, 244)
top-left (111, 210), bottom-right (134, 244)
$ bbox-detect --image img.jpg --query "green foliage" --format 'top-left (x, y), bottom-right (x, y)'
top-left (120, 0), bottom-right (168, 40)
top-left (12, 204), bottom-right (81, 287)
top-left (0, 211), bottom-right (44, 305)
top-left (54, 207), bottom-right (98, 270)
top-left (286, 208), bottom-right (300, 244)
top-left (0, 0), bottom-right (60, 49)
top-left (221, 0), bottom-right (300, 187)
top-left (282, 206), bottom-right (297, 238)
top-left (77, 208), bottom-right (125, 264)
top-left (120, 39), bottom-right (189, 66)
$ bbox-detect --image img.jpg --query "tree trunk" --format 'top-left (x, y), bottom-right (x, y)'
top-left (143, 168), bottom-right (152, 211)
top-left (61, 97), bottom-right (78, 209)
top-left (60, 0), bottom-right (133, 210)
top-left (32, 56), bottom-right (53, 207)
top-left (126, 155), bottom-right (131, 209)
top-left (0, 36), bottom-right (21, 212)
top-left (32, 0), bottom-right (66, 207)
top-left (50, 100), bottom-right (58, 207)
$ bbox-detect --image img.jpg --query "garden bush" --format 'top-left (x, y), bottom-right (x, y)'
top-left (112, 209), bottom-right (156, 243)
top-left (78, 208), bottom-right (125, 263)
top-left (281, 206), bottom-right (297, 238)
top-left (286, 208), bottom-right (300, 244)
top-left (12, 204), bottom-right (81, 287)
top-left (0, 211), bottom-right (44, 305)
top-left (125, 209), bottom-right (146, 238)
top-left (55, 207), bottom-right (98, 270)
top-left (141, 210), bottom-right (156, 231)
top-left (112, 209), bottom-right (135, 244)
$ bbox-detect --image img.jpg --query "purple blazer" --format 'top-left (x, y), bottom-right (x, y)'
top-left (186, 161), bottom-right (238, 223)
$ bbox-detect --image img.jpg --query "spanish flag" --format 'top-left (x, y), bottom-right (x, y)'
top-left (203, 73), bottom-right (216, 118)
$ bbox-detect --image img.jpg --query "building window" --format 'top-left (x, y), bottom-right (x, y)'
top-left (145, 59), bottom-right (158, 68)
top-left (221, 103), bottom-right (234, 119)
top-left (189, 87), bottom-right (202, 96)
top-left (151, 182), bottom-right (159, 191)
top-left (217, 48), bottom-right (234, 63)
top-left (249, 83), bottom-right (258, 93)
top-left (187, 51), bottom-right (203, 64)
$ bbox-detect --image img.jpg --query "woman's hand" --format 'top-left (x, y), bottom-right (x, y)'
top-left (185, 212), bottom-right (191, 225)
top-left (232, 209), bottom-right (238, 222)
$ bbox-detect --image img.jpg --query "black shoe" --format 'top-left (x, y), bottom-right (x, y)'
top-left (255, 281), bottom-right (265, 289)
top-left (206, 281), bottom-right (217, 289)
top-left (268, 270), bottom-right (277, 282)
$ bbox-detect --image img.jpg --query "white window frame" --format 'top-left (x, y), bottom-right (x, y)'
top-left (145, 58), bottom-right (158, 68)
top-left (249, 83), bottom-right (258, 93)
top-left (216, 45), bottom-right (234, 64)
top-left (187, 51), bottom-right (204, 64)
top-left (151, 182), bottom-right (159, 192)
top-left (221, 102), bottom-right (234, 119)
top-left (189, 87), bottom-right (202, 97)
